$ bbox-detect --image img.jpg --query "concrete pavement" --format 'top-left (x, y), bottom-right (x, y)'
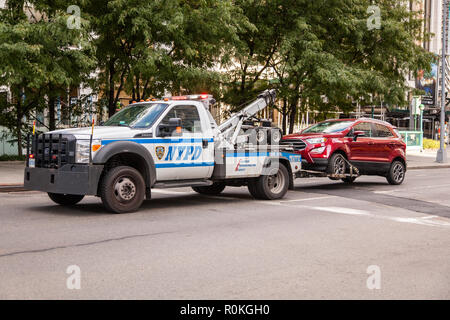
top-left (0, 168), bottom-right (449, 299)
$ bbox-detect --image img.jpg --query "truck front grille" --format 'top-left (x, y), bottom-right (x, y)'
top-left (28, 134), bottom-right (76, 168)
top-left (280, 139), bottom-right (307, 151)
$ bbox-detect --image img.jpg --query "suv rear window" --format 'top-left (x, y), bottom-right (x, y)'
top-left (352, 122), bottom-right (372, 137)
top-left (373, 124), bottom-right (393, 138)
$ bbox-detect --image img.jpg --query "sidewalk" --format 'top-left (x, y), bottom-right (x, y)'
top-left (0, 150), bottom-right (449, 187)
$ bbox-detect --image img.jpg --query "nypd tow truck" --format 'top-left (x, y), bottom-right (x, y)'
top-left (24, 90), bottom-right (302, 213)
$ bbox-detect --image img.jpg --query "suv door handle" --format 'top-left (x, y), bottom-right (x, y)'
top-left (202, 139), bottom-right (209, 148)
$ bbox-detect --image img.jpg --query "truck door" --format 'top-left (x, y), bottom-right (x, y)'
top-left (153, 104), bottom-right (213, 181)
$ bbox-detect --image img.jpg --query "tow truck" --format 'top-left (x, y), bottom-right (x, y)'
top-left (24, 90), bottom-right (302, 213)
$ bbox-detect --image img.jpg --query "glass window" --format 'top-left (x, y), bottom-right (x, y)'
top-left (302, 120), bottom-right (354, 134)
top-left (103, 103), bottom-right (167, 128)
top-left (373, 124), bottom-right (393, 137)
top-left (160, 105), bottom-right (202, 133)
top-left (352, 122), bottom-right (372, 137)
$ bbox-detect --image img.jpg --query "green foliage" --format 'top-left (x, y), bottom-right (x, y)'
top-left (0, 154), bottom-right (26, 161)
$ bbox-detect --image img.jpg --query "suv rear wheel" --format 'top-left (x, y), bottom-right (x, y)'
top-left (99, 166), bottom-right (145, 213)
top-left (48, 193), bottom-right (84, 206)
top-left (386, 160), bottom-right (406, 185)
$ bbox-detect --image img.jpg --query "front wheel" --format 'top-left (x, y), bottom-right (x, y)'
top-left (48, 193), bottom-right (84, 206)
top-left (248, 163), bottom-right (289, 200)
top-left (99, 166), bottom-right (145, 213)
top-left (192, 182), bottom-right (226, 195)
top-left (386, 160), bottom-right (406, 185)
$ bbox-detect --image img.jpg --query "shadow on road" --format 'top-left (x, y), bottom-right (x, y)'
top-left (295, 182), bottom-right (450, 217)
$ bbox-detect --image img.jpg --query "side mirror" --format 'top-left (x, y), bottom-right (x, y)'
top-left (158, 118), bottom-right (182, 137)
top-left (353, 130), bottom-right (365, 141)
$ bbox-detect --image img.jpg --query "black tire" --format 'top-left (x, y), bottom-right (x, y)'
top-left (247, 163), bottom-right (289, 200)
top-left (48, 193), bottom-right (84, 206)
top-left (192, 182), bottom-right (226, 195)
top-left (327, 153), bottom-right (347, 175)
top-left (341, 176), bottom-right (357, 183)
top-left (99, 166), bottom-right (145, 213)
top-left (386, 160), bottom-right (406, 185)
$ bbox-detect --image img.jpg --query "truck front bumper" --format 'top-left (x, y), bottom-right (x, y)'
top-left (24, 164), bottom-right (104, 196)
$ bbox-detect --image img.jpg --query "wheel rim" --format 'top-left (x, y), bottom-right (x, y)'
top-left (267, 168), bottom-right (285, 194)
top-left (114, 177), bottom-right (136, 202)
top-left (392, 163), bottom-right (405, 183)
top-left (334, 155), bottom-right (346, 174)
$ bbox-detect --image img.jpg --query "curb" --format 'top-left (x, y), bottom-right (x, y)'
top-left (408, 165), bottom-right (450, 170)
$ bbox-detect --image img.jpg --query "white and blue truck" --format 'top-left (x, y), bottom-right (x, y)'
top-left (24, 90), bottom-right (302, 213)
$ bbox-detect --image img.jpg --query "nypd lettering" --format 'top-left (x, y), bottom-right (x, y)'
top-left (156, 145), bottom-right (203, 161)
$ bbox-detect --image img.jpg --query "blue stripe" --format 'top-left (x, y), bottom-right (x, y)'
top-left (226, 152), bottom-right (271, 157)
top-left (155, 162), bottom-right (215, 168)
top-left (102, 138), bottom-right (213, 145)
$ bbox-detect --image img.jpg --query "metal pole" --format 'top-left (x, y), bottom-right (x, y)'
top-left (437, 0), bottom-right (448, 163)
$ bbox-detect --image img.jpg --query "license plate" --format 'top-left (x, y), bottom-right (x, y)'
top-left (29, 158), bottom-right (35, 168)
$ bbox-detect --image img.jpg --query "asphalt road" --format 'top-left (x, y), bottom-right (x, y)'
top-left (0, 168), bottom-right (449, 299)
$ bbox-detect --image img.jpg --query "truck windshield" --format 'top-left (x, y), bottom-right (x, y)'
top-left (302, 120), bottom-right (354, 133)
top-left (103, 103), bottom-right (168, 128)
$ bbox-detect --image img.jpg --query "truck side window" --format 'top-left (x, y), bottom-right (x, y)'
top-left (373, 124), bottom-right (393, 138)
top-left (161, 105), bottom-right (202, 133)
top-left (352, 122), bottom-right (372, 137)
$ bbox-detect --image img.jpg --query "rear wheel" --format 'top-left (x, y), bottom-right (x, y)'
top-left (48, 193), bottom-right (84, 206)
top-left (99, 166), bottom-right (145, 213)
top-left (248, 163), bottom-right (289, 200)
top-left (386, 160), bottom-right (406, 185)
top-left (192, 182), bottom-right (226, 195)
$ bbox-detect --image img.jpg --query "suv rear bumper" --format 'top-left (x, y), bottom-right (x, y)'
top-left (24, 164), bottom-right (104, 196)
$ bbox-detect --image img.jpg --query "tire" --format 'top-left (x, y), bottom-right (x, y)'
top-left (327, 153), bottom-right (347, 175)
top-left (192, 182), bottom-right (226, 195)
top-left (99, 166), bottom-right (145, 213)
top-left (386, 160), bottom-right (406, 185)
top-left (341, 176), bottom-right (357, 183)
top-left (247, 163), bottom-right (289, 200)
top-left (48, 193), bottom-right (84, 206)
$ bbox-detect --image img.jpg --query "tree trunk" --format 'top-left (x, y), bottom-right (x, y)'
top-left (281, 98), bottom-right (287, 135)
top-left (48, 95), bottom-right (55, 131)
top-left (108, 60), bottom-right (116, 117)
top-left (16, 101), bottom-right (22, 157)
top-left (288, 97), bottom-right (298, 134)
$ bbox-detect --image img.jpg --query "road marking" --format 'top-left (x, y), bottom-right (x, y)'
top-left (280, 196), bottom-right (336, 203)
top-left (311, 206), bottom-right (370, 216)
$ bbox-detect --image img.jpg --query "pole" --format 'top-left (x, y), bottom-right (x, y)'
top-left (437, 0), bottom-right (448, 163)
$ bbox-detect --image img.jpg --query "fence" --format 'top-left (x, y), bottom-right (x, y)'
top-left (0, 126), bottom-right (19, 156)
top-left (398, 130), bottom-right (423, 151)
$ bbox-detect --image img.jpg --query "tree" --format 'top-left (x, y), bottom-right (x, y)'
top-left (0, 0), bottom-right (94, 154)
top-left (270, 0), bottom-right (434, 133)
top-left (85, 0), bottom-right (240, 117)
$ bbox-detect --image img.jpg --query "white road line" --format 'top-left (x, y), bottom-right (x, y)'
top-left (311, 206), bottom-right (370, 216)
top-left (280, 196), bottom-right (336, 203)
top-left (151, 189), bottom-right (192, 195)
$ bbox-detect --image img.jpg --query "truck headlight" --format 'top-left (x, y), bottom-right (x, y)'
top-left (75, 140), bottom-right (102, 163)
top-left (306, 138), bottom-right (326, 145)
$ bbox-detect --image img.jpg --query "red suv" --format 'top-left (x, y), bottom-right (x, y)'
top-left (281, 118), bottom-right (407, 185)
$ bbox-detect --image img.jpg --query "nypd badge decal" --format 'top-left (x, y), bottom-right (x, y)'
top-left (155, 146), bottom-right (165, 160)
